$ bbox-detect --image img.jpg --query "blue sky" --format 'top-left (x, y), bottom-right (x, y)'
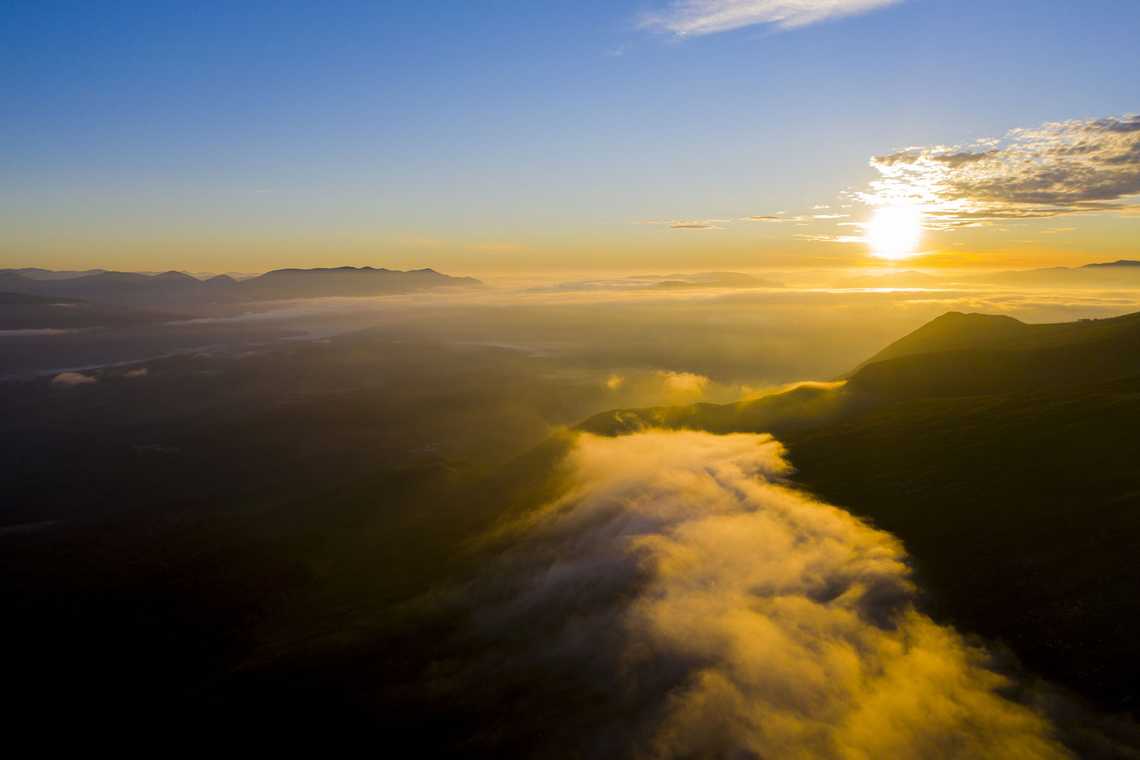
top-left (3, 0), bottom-right (1139, 272)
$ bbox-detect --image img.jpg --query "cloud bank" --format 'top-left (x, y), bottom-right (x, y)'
top-left (643, 0), bottom-right (903, 36)
top-left (455, 431), bottom-right (1069, 758)
top-left (862, 115), bottom-right (1140, 228)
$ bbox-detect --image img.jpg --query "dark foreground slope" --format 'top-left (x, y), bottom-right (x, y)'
top-left (5, 310), bottom-right (1140, 749)
top-left (0, 334), bottom-right (585, 734)
top-left (583, 310), bottom-right (1140, 714)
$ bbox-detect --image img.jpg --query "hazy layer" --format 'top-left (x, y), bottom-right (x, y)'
top-left (10, 271), bottom-right (1140, 398)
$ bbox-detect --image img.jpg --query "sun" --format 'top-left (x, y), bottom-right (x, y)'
top-left (866, 205), bottom-right (922, 260)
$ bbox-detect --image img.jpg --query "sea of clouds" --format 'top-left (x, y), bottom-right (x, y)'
top-left (438, 430), bottom-right (1070, 758)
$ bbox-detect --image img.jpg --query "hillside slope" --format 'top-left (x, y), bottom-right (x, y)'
top-left (581, 310), bottom-right (1140, 713)
top-left (848, 310), bottom-right (1140, 398)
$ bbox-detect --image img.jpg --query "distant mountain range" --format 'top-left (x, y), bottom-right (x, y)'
top-left (836, 259), bottom-right (1140, 289)
top-left (0, 266), bottom-right (481, 309)
top-left (972, 259), bottom-right (1140, 288)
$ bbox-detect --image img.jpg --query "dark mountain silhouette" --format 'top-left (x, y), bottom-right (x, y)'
top-left (231, 266), bottom-right (480, 300)
top-left (848, 310), bottom-right (1140, 398)
top-left (854, 311), bottom-right (1030, 366)
top-left (0, 268), bottom-right (108, 280)
top-left (581, 308), bottom-right (1140, 714)
top-left (0, 266), bottom-right (481, 308)
top-left (1084, 259), bottom-right (1140, 268)
top-left (0, 269), bottom-right (208, 307)
top-left (971, 259), bottom-right (1140, 288)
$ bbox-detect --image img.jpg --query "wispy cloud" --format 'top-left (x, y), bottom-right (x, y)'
top-left (643, 211), bottom-right (848, 231)
top-left (640, 218), bottom-right (730, 230)
top-left (642, 0), bottom-right (903, 37)
top-left (671, 221), bottom-right (721, 229)
top-left (859, 114), bottom-right (1140, 228)
top-left (796, 232), bottom-right (864, 244)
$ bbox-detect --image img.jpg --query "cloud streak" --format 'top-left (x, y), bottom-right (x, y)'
top-left (643, 0), bottom-right (903, 36)
top-left (640, 218), bottom-right (729, 230)
top-left (52, 371), bottom-right (96, 386)
top-left (452, 431), bottom-right (1070, 758)
top-left (860, 115), bottom-right (1140, 228)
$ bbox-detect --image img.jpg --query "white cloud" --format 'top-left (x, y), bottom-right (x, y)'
top-left (658, 369), bottom-right (711, 395)
top-left (860, 114), bottom-right (1140, 228)
top-left (462, 431), bottom-right (1069, 757)
top-left (642, 0), bottom-right (903, 37)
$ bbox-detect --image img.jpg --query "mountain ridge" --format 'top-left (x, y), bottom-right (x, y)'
top-left (574, 307), bottom-right (1140, 713)
top-left (0, 266), bottom-right (481, 308)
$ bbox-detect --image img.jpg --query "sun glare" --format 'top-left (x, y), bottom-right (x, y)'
top-left (866, 205), bottom-right (922, 260)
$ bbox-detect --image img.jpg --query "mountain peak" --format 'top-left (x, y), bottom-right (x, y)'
top-left (153, 270), bottom-right (197, 281)
top-left (854, 311), bottom-right (1028, 371)
top-left (848, 308), bottom-right (1140, 399)
top-left (1082, 259), bottom-right (1140, 268)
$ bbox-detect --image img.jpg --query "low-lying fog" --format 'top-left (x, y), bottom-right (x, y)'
top-left (9, 270), bottom-right (1140, 404)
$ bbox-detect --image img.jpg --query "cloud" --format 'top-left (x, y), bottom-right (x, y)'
top-left (454, 431), bottom-right (1069, 757)
top-left (643, 212), bottom-right (848, 229)
top-left (745, 211), bottom-right (848, 222)
top-left (52, 371), bottom-right (96, 386)
top-left (860, 114), bottom-right (1140, 228)
top-left (797, 232), bottom-right (864, 244)
top-left (642, 0), bottom-right (903, 36)
top-left (670, 221), bottom-right (720, 229)
top-left (658, 369), bottom-right (711, 394)
top-left (639, 218), bottom-right (730, 230)
top-left (605, 373), bottom-right (625, 390)
top-left (124, 367), bottom-right (148, 378)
